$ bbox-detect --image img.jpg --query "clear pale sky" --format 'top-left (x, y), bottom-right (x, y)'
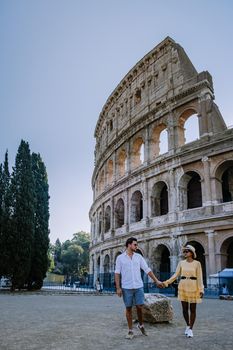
top-left (1, 0), bottom-right (233, 243)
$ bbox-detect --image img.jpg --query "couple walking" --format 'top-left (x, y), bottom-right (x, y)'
top-left (115, 237), bottom-right (204, 339)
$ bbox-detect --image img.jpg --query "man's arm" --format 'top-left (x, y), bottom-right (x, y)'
top-left (147, 271), bottom-right (163, 288)
top-left (140, 256), bottom-right (163, 287)
top-left (114, 273), bottom-right (122, 297)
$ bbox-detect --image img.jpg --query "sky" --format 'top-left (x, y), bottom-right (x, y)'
top-left (0, 0), bottom-right (233, 244)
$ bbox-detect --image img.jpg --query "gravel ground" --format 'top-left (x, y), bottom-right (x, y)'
top-left (0, 292), bottom-right (232, 350)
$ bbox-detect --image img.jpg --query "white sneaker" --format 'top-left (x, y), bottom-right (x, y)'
top-left (187, 329), bottom-right (193, 338)
top-left (185, 326), bottom-right (190, 336)
top-left (125, 330), bottom-right (134, 339)
top-left (137, 323), bottom-right (148, 336)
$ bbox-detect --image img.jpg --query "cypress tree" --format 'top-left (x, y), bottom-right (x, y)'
top-left (0, 163), bottom-right (3, 277)
top-left (28, 153), bottom-right (50, 290)
top-left (54, 238), bottom-right (62, 263)
top-left (10, 141), bottom-right (35, 290)
top-left (0, 152), bottom-right (12, 277)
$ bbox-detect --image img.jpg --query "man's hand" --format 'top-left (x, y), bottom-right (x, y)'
top-left (116, 287), bottom-right (122, 297)
top-left (200, 292), bottom-right (204, 298)
top-left (156, 280), bottom-right (164, 288)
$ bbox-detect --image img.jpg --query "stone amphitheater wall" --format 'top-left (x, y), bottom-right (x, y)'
top-left (89, 37), bottom-right (233, 287)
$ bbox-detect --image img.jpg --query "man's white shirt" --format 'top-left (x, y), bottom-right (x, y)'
top-left (115, 251), bottom-right (151, 289)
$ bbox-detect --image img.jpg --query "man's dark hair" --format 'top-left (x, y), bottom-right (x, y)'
top-left (125, 237), bottom-right (137, 247)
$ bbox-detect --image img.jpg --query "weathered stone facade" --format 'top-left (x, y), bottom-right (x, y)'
top-left (89, 37), bottom-right (233, 286)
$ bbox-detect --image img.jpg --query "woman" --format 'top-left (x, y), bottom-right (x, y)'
top-left (95, 277), bottom-right (102, 293)
top-left (162, 245), bottom-right (204, 338)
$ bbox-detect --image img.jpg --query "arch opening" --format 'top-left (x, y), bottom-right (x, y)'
top-left (130, 191), bottom-right (143, 223)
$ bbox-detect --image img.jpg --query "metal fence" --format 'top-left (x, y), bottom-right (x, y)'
top-left (1, 273), bottom-right (227, 298)
top-left (44, 273), bottom-right (223, 298)
top-left (42, 273), bottom-right (177, 295)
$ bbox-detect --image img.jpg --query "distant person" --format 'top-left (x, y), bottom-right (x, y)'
top-left (222, 284), bottom-right (229, 295)
top-left (115, 237), bottom-right (163, 339)
top-left (162, 245), bottom-right (204, 338)
top-left (95, 277), bottom-right (102, 293)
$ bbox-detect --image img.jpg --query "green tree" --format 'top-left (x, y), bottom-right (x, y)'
top-left (60, 232), bottom-right (90, 280)
top-left (27, 153), bottom-right (50, 290)
top-left (0, 163), bottom-right (4, 276)
top-left (61, 243), bottom-right (84, 277)
top-left (54, 238), bottom-right (62, 263)
top-left (10, 140), bottom-right (35, 290)
top-left (0, 152), bottom-right (13, 277)
top-left (48, 243), bottom-right (55, 272)
top-left (71, 231), bottom-right (90, 274)
top-left (52, 238), bottom-right (63, 274)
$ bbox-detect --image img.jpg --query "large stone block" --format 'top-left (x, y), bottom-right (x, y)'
top-left (132, 293), bottom-right (173, 323)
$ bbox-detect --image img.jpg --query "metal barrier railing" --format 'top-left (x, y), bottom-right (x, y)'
top-left (42, 279), bottom-right (176, 295)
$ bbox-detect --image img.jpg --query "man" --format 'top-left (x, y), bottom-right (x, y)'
top-left (115, 237), bottom-right (163, 339)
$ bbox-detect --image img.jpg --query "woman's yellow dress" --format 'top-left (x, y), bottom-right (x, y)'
top-left (164, 260), bottom-right (204, 303)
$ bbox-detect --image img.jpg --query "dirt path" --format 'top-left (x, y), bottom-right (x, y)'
top-left (0, 293), bottom-right (232, 350)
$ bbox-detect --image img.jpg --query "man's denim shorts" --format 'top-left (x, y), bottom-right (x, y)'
top-left (122, 287), bottom-right (144, 307)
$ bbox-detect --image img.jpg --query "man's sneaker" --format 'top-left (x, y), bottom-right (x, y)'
top-left (185, 326), bottom-right (190, 336)
top-left (137, 323), bottom-right (148, 336)
top-left (187, 328), bottom-right (193, 338)
top-left (125, 330), bottom-right (134, 339)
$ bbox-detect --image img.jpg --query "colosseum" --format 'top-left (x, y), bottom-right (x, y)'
top-left (89, 37), bottom-right (233, 290)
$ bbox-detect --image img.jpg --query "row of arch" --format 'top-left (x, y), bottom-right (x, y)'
top-left (95, 237), bottom-right (233, 288)
top-left (96, 111), bottom-right (199, 195)
top-left (94, 164), bottom-right (233, 234)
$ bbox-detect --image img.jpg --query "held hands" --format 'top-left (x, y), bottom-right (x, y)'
top-left (156, 280), bottom-right (165, 288)
top-left (200, 292), bottom-right (204, 298)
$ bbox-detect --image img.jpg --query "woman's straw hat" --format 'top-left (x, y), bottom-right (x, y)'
top-left (182, 244), bottom-right (197, 258)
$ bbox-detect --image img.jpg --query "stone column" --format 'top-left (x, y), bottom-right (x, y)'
top-left (111, 197), bottom-right (115, 237)
top-left (178, 185), bottom-right (187, 211)
top-left (169, 255), bottom-right (178, 274)
top-left (167, 126), bottom-right (175, 151)
top-left (176, 125), bottom-right (185, 146)
top-left (129, 93), bottom-right (133, 122)
top-left (89, 254), bottom-right (94, 276)
top-left (91, 220), bottom-right (95, 241)
top-left (104, 165), bottom-right (107, 190)
top-left (96, 213), bottom-right (99, 239)
top-left (202, 156), bottom-right (212, 206)
top-left (126, 188), bottom-right (130, 230)
top-left (215, 253), bottom-right (222, 273)
top-left (169, 235), bottom-right (179, 273)
top-left (115, 107), bottom-right (119, 137)
top-left (172, 111), bottom-right (185, 148)
top-left (198, 92), bottom-right (214, 137)
top-left (198, 108), bottom-right (208, 137)
top-left (112, 150), bottom-right (117, 183)
top-left (126, 141), bottom-right (130, 175)
top-left (144, 125), bottom-right (150, 164)
top-left (169, 169), bottom-right (176, 213)
top-left (93, 252), bottom-right (98, 284)
top-left (142, 177), bottom-right (148, 220)
top-left (99, 251), bottom-right (104, 274)
top-left (101, 203), bottom-right (104, 241)
top-left (95, 215), bottom-right (98, 241)
top-left (144, 240), bottom-right (150, 258)
top-left (167, 112), bottom-right (176, 151)
top-left (110, 249), bottom-right (114, 273)
top-left (206, 230), bottom-right (217, 275)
